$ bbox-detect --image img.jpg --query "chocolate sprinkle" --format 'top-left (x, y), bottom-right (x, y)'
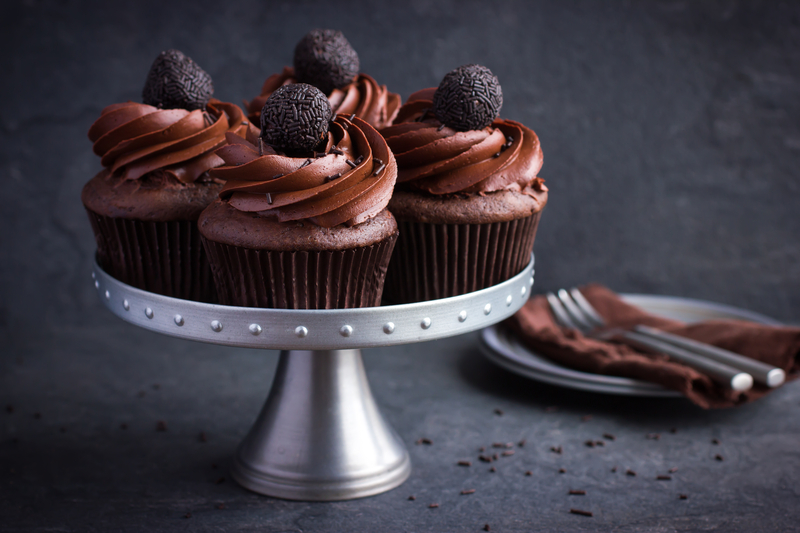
top-left (715, 454), bottom-right (724, 461)
top-left (501, 450), bottom-right (515, 457)
top-left (329, 147), bottom-right (344, 155)
top-left (272, 173), bottom-right (284, 180)
top-left (490, 466), bottom-right (497, 472)
top-left (569, 490), bottom-right (586, 495)
top-left (626, 469), bottom-right (637, 476)
top-left (437, 123), bottom-right (446, 131)
top-left (408, 495), bottom-right (416, 501)
top-left (657, 475), bottom-right (672, 480)
top-left (494, 408), bottom-right (504, 416)
top-left (142, 49), bottom-right (213, 111)
top-left (261, 83), bottom-right (332, 154)
top-left (551, 446), bottom-right (562, 454)
top-left (300, 158), bottom-right (312, 168)
top-left (432, 64), bottom-right (502, 131)
top-left (325, 172), bottom-right (342, 182)
top-left (611, 466), bottom-right (617, 473)
top-left (372, 160), bottom-right (385, 177)
top-left (457, 460), bottom-right (472, 467)
top-left (518, 439), bottom-right (526, 447)
top-left (570, 509), bottom-right (593, 517)
top-left (429, 503), bottom-right (439, 509)
top-left (525, 471), bottom-right (533, 476)
top-left (348, 113), bottom-right (356, 121)
top-left (559, 468), bottom-right (567, 474)
top-left (293, 29), bottom-right (359, 94)
top-left (461, 489), bottom-right (476, 495)
top-left (479, 455), bottom-right (493, 463)
top-left (346, 159), bottom-right (357, 168)
top-left (416, 437), bottom-right (433, 445)
top-left (266, 193), bottom-right (273, 205)
top-left (679, 494), bottom-right (688, 500)
top-left (711, 438), bottom-right (720, 445)
top-left (603, 433), bottom-right (616, 441)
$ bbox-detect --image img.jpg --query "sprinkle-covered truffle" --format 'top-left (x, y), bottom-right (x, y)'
top-left (432, 64), bottom-right (503, 131)
top-left (142, 49), bottom-right (214, 111)
top-left (260, 83), bottom-right (332, 154)
top-left (293, 29), bottom-right (360, 94)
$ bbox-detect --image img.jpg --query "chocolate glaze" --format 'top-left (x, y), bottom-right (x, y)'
top-left (246, 67), bottom-right (401, 130)
top-left (88, 99), bottom-right (256, 183)
top-left (380, 88), bottom-right (547, 199)
top-left (212, 115), bottom-right (397, 228)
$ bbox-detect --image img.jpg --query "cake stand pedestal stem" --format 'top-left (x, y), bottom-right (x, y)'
top-left (230, 348), bottom-right (411, 501)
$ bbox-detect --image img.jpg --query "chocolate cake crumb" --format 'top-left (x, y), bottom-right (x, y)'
top-left (156, 420), bottom-right (167, 432)
top-left (490, 466), bottom-right (497, 472)
top-left (569, 489), bottom-right (586, 495)
top-left (461, 488), bottom-right (476, 495)
top-left (570, 508), bottom-right (593, 517)
top-left (551, 446), bottom-right (562, 454)
top-left (408, 495), bottom-right (416, 501)
top-left (715, 454), bottom-right (724, 461)
top-left (483, 524), bottom-right (491, 531)
top-left (559, 468), bottom-right (567, 474)
top-left (458, 460), bottom-right (472, 467)
top-left (518, 439), bottom-right (526, 447)
top-left (525, 471), bottom-right (533, 476)
top-left (679, 494), bottom-right (688, 500)
top-left (611, 466), bottom-right (617, 473)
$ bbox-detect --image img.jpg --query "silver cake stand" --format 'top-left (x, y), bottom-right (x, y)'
top-left (91, 255), bottom-right (535, 501)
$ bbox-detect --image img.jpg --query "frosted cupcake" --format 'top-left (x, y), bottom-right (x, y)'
top-left (246, 29), bottom-right (401, 130)
top-left (380, 64), bottom-right (548, 303)
top-left (200, 83), bottom-right (398, 309)
top-left (82, 49), bottom-right (255, 301)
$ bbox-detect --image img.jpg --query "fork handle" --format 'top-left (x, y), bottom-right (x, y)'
top-left (620, 331), bottom-right (754, 391)
top-left (633, 325), bottom-right (785, 388)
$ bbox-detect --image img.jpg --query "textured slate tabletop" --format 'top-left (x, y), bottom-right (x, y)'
top-left (1, 1), bottom-right (799, 531)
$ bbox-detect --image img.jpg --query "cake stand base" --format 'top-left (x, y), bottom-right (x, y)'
top-left (230, 348), bottom-right (411, 501)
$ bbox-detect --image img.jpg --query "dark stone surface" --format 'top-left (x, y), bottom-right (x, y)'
top-left (1, 0), bottom-right (799, 531)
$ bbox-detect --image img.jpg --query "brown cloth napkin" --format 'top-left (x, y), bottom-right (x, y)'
top-left (505, 284), bottom-right (800, 408)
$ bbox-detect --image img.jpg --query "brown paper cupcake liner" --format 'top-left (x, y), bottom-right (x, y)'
top-left (383, 213), bottom-right (541, 304)
top-left (201, 234), bottom-right (398, 309)
top-left (86, 209), bottom-right (217, 302)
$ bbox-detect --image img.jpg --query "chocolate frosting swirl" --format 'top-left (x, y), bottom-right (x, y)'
top-left (380, 88), bottom-right (546, 196)
top-left (88, 99), bottom-right (254, 183)
top-left (246, 67), bottom-right (401, 130)
top-left (212, 115), bottom-right (397, 228)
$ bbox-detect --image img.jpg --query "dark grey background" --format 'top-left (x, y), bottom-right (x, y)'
top-left (1, 1), bottom-right (799, 531)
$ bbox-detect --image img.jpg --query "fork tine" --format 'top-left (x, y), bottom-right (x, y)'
top-left (556, 289), bottom-right (595, 331)
top-left (546, 292), bottom-right (581, 330)
top-left (569, 288), bottom-right (606, 328)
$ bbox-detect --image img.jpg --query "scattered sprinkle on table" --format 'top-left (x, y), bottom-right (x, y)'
top-left (570, 508), bottom-right (593, 517)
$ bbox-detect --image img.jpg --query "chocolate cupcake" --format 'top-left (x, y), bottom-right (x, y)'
top-left (199, 83), bottom-right (398, 309)
top-left (380, 64), bottom-right (548, 303)
top-left (82, 49), bottom-right (255, 301)
top-left (246, 29), bottom-right (401, 130)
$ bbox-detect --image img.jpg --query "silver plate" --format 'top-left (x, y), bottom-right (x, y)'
top-left (480, 294), bottom-right (782, 397)
top-left (92, 255), bottom-right (534, 350)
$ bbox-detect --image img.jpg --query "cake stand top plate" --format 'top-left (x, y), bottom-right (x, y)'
top-left (92, 255), bottom-right (535, 350)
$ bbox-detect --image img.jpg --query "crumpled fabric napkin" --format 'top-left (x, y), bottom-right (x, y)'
top-left (505, 284), bottom-right (800, 408)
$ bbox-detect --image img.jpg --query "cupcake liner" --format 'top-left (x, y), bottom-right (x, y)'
top-left (201, 234), bottom-right (398, 309)
top-left (383, 213), bottom-right (541, 304)
top-left (86, 209), bottom-right (217, 302)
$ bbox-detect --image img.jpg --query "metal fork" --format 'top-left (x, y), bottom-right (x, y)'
top-left (546, 288), bottom-right (759, 391)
